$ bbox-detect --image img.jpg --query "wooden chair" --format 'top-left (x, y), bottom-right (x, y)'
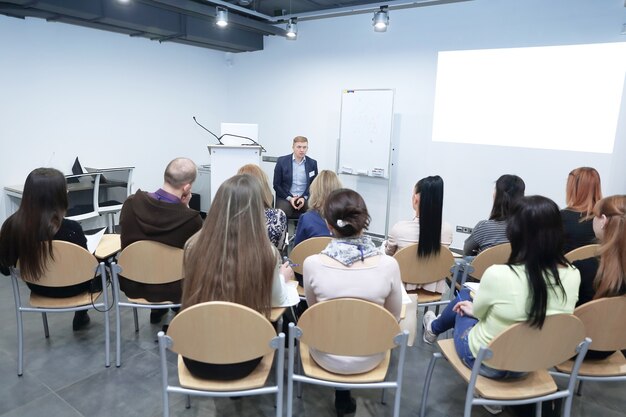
top-left (564, 243), bottom-right (600, 263)
top-left (289, 236), bottom-right (332, 276)
top-left (157, 301), bottom-right (285, 417)
top-left (286, 298), bottom-right (409, 417)
top-left (552, 296), bottom-right (626, 394)
top-left (9, 241), bottom-right (110, 376)
top-left (393, 244), bottom-right (458, 308)
top-left (110, 240), bottom-right (183, 367)
top-left (419, 314), bottom-right (590, 417)
top-left (457, 242), bottom-right (511, 285)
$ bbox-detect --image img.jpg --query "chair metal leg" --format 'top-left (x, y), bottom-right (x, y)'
top-left (535, 401), bottom-right (542, 417)
top-left (17, 310), bottom-right (24, 376)
top-left (381, 389), bottom-right (386, 405)
top-left (419, 353), bottom-right (441, 417)
top-left (576, 380), bottom-right (584, 396)
top-left (185, 395), bottom-right (191, 409)
top-left (133, 308), bottom-right (139, 332)
top-left (116, 301), bottom-right (122, 367)
top-left (41, 312), bottom-right (49, 338)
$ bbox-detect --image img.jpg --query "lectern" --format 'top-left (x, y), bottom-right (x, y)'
top-left (207, 145), bottom-right (262, 203)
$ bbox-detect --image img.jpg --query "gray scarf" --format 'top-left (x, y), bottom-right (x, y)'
top-left (321, 236), bottom-right (379, 266)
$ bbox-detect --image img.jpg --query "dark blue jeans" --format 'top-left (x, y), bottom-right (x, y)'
top-left (431, 289), bottom-right (525, 380)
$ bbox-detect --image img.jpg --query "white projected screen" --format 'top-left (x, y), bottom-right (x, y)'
top-left (432, 43), bottom-right (626, 153)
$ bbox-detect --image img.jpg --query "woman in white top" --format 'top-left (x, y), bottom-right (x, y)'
top-left (385, 175), bottom-right (453, 293)
top-left (182, 174), bottom-right (294, 380)
top-left (304, 188), bottom-right (403, 416)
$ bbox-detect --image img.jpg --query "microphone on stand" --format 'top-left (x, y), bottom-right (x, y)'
top-left (193, 116), bottom-right (224, 145)
top-left (193, 116), bottom-right (266, 153)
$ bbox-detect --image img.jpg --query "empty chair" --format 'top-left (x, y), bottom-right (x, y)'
top-left (157, 301), bottom-right (285, 417)
top-left (65, 172), bottom-right (101, 223)
top-left (110, 240), bottom-right (183, 367)
top-left (287, 298), bottom-right (409, 417)
top-left (552, 296), bottom-right (626, 394)
top-left (10, 241), bottom-right (110, 375)
top-left (89, 167), bottom-right (134, 232)
top-left (420, 314), bottom-right (590, 417)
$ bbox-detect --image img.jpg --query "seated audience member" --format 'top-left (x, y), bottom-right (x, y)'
top-left (423, 196), bottom-right (580, 381)
top-left (463, 174), bottom-right (525, 256)
top-left (273, 135), bottom-right (318, 219)
top-left (237, 164), bottom-right (287, 249)
top-left (0, 168), bottom-right (98, 330)
top-left (293, 170), bottom-right (342, 247)
top-left (303, 188), bottom-right (403, 416)
top-left (181, 174), bottom-right (294, 380)
top-left (385, 175), bottom-right (453, 294)
top-left (561, 167), bottom-right (602, 253)
top-left (573, 195), bottom-right (626, 359)
top-left (119, 157), bottom-right (203, 323)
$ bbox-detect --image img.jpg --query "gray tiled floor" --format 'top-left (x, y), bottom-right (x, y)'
top-left (1, 276), bottom-right (624, 417)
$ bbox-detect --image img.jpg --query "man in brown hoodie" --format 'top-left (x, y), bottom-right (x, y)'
top-left (119, 157), bottom-right (203, 323)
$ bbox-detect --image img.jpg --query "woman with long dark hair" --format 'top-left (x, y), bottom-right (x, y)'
top-left (181, 174), bottom-right (295, 380)
top-left (561, 167), bottom-right (602, 253)
top-left (0, 168), bottom-right (93, 330)
top-left (385, 175), bottom-right (453, 293)
top-left (423, 196), bottom-right (580, 379)
top-left (463, 174), bottom-right (525, 255)
top-left (304, 188), bottom-right (403, 416)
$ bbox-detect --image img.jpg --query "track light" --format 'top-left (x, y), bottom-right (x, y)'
top-left (216, 7), bottom-right (228, 28)
top-left (286, 19), bottom-right (297, 40)
top-left (372, 7), bottom-right (389, 32)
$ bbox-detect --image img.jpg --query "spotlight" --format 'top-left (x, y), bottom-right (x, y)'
top-left (372, 7), bottom-right (389, 32)
top-left (216, 8), bottom-right (228, 28)
top-left (286, 19), bottom-right (297, 40)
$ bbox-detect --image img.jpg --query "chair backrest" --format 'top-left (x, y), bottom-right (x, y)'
top-left (393, 244), bottom-right (455, 285)
top-left (470, 242), bottom-right (511, 280)
top-left (64, 172), bottom-right (101, 222)
top-left (166, 301), bottom-right (277, 364)
top-left (19, 240), bottom-right (98, 287)
top-left (117, 240), bottom-right (183, 284)
top-left (484, 314), bottom-right (585, 372)
top-left (88, 167), bottom-right (134, 211)
top-left (289, 236), bottom-right (332, 275)
top-left (574, 296), bottom-right (626, 351)
top-left (297, 298), bottom-right (401, 356)
top-left (565, 244), bottom-right (600, 263)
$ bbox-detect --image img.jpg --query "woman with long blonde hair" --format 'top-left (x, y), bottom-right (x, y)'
top-left (561, 167), bottom-right (602, 253)
top-left (293, 170), bottom-right (342, 246)
top-left (181, 174), bottom-right (294, 380)
top-left (237, 164), bottom-right (287, 249)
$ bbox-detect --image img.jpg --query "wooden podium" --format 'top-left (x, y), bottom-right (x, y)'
top-left (207, 145), bottom-right (262, 203)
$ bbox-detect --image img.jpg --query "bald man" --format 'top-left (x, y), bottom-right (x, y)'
top-left (119, 157), bottom-right (203, 322)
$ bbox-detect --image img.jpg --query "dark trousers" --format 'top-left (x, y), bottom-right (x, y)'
top-left (276, 198), bottom-right (308, 220)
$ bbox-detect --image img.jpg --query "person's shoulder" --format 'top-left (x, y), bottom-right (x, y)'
top-left (61, 218), bottom-right (83, 232)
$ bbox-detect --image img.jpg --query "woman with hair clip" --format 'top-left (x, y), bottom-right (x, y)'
top-left (384, 175), bottom-right (453, 293)
top-left (561, 167), bottom-right (602, 253)
top-left (303, 188), bottom-right (403, 416)
top-left (573, 195), bottom-right (626, 359)
top-left (423, 196), bottom-right (580, 381)
top-left (181, 174), bottom-right (296, 380)
top-left (463, 174), bottom-right (525, 256)
top-left (237, 164), bottom-right (287, 249)
top-left (293, 170), bottom-right (342, 246)
top-left (0, 168), bottom-right (96, 330)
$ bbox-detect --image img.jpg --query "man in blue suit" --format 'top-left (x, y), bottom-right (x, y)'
top-left (273, 136), bottom-right (318, 219)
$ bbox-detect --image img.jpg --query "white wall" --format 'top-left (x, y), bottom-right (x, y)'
top-left (220, 0), bottom-right (626, 247)
top-left (0, 16), bottom-right (228, 222)
top-left (2, 0), bottom-right (626, 248)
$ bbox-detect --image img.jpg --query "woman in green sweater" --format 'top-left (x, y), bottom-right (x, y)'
top-left (423, 195), bottom-right (581, 379)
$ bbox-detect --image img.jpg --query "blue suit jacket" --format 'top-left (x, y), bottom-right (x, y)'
top-left (273, 154), bottom-right (318, 201)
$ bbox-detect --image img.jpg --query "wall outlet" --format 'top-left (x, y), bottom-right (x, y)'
top-left (456, 226), bottom-right (473, 234)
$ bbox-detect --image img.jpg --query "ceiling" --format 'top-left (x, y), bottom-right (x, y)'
top-left (0, 0), bottom-right (471, 53)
